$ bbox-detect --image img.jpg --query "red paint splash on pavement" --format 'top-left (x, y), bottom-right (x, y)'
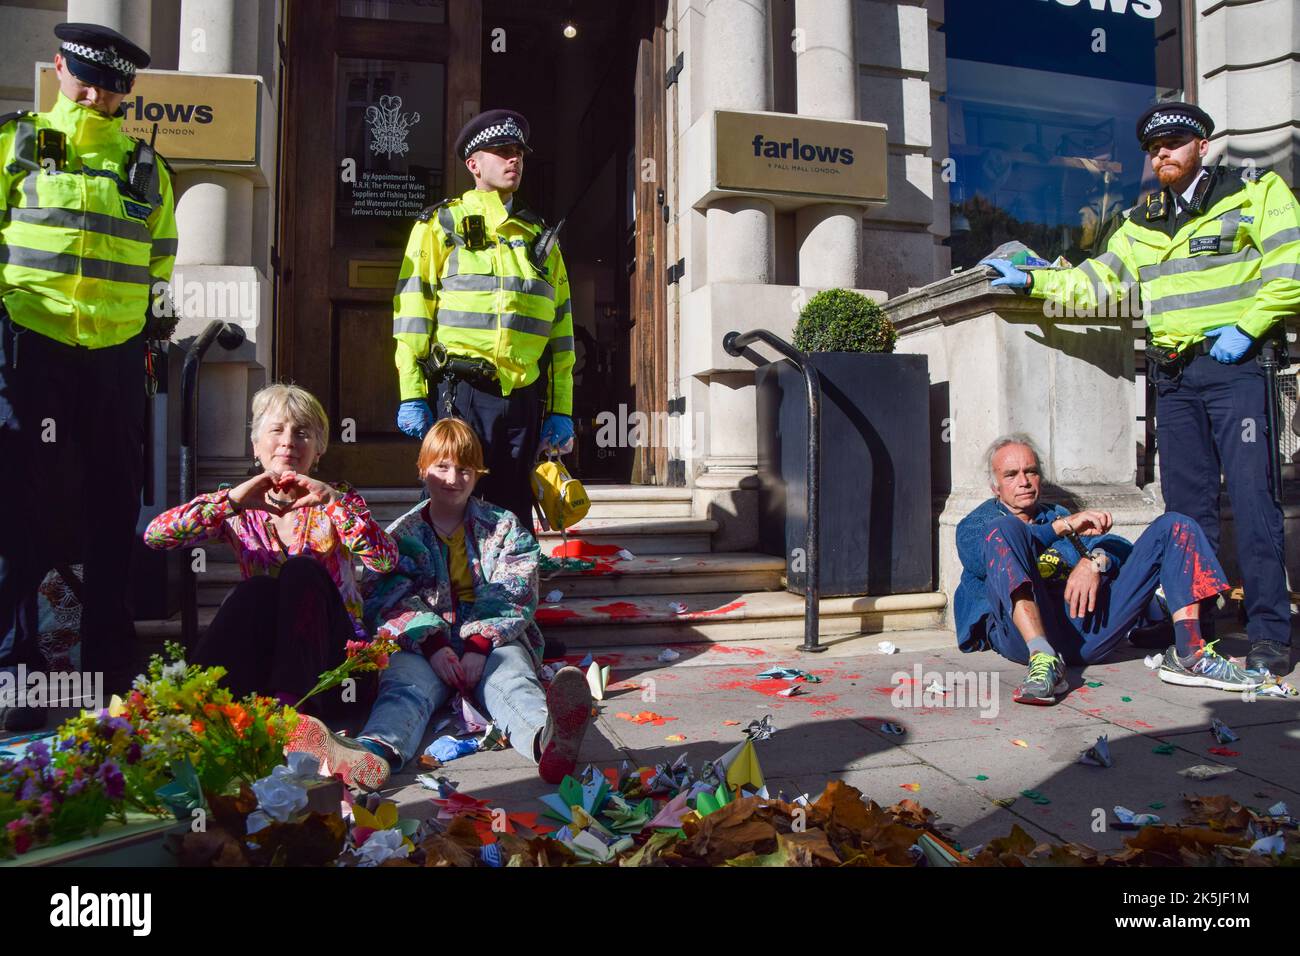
top-left (842, 673), bottom-right (862, 680)
top-left (592, 601), bottom-right (647, 619)
top-left (718, 679), bottom-right (840, 703)
top-left (1130, 720), bottom-right (1155, 729)
top-left (701, 644), bottom-right (768, 657)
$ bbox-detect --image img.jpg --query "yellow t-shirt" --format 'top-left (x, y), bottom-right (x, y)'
top-left (437, 526), bottom-right (476, 604)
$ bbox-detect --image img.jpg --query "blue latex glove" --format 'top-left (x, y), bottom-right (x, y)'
top-left (396, 399), bottom-right (434, 438)
top-left (539, 413), bottom-right (575, 453)
top-left (979, 258), bottom-right (1031, 289)
top-left (1203, 325), bottom-right (1254, 363)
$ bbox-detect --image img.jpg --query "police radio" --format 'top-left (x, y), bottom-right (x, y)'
top-left (126, 122), bottom-right (159, 204)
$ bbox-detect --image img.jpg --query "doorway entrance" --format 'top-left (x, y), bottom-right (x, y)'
top-left (277, 0), bottom-right (668, 487)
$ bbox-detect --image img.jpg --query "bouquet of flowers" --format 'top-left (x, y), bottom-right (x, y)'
top-left (294, 637), bottom-right (399, 710)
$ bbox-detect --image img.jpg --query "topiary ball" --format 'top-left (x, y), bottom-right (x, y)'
top-left (792, 289), bottom-right (897, 354)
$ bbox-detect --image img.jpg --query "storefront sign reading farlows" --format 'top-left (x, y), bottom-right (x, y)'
top-left (38, 67), bottom-right (261, 164)
top-left (714, 110), bottom-right (887, 205)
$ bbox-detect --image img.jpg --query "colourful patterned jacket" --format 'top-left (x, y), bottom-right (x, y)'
top-left (361, 497), bottom-right (544, 669)
top-left (142, 485), bottom-right (397, 640)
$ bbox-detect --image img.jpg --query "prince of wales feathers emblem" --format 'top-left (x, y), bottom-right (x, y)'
top-left (365, 95), bottom-right (421, 159)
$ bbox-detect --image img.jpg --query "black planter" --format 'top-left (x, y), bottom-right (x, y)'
top-left (756, 352), bottom-right (932, 597)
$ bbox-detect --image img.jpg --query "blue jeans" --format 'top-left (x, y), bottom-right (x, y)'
top-left (358, 640), bottom-right (548, 770)
top-left (981, 512), bottom-right (1229, 666)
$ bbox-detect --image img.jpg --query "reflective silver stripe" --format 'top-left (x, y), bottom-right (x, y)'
top-left (1140, 246), bottom-right (1261, 280)
top-left (445, 246), bottom-right (459, 278)
top-left (438, 207), bottom-right (463, 246)
top-left (1263, 227), bottom-right (1300, 253)
top-left (0, 243), bottom-right (150, 285)
top-left (393, 315), bottom-right (433, 335)
top-left (395, 274), bottom-right (434, 297)
top-left (1094, 251), bottom-right (1136, 286)
top-left (441, 274), bottom-right (499, 292)
top-left (151, 237), bottom-right (178, 258)
top-left (1261, 262), bottom-right (1300, 283)
top-left (1218, 208), bottom-right (1241, 242)
top-left (1078, 260), bottom-right (1111, 306)
top-left (549, 335), bottom-right (575, 353)
top-left (502, 275), bottom-right (554, 297)
top-left (554, 298), bottom-right (572, 318)
top-left (80, 255), bottom-right (152, 285)
top-left (1145, 280), bottom-right (1262, 316)
top-left (438, 309), bottom-right (552, 338)
top-left (11, 119), bottom-right (38, 170)
top-left (501, 312), bottom-right (551, 337)
top-left (437, 309), bottom-right (496, 331)
top-left (8, 206), bottom-right (152, 244)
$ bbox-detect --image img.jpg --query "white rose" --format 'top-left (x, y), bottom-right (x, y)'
top-left (250, 775), bottom-right (308, 823)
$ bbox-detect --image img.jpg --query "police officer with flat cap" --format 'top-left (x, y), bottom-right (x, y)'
top-left (393, 109), bottom-right (576, 531)
top-left (983, 102), bottom-right (1300, 683)
top-left (0, 23), bottom-right (178, 729)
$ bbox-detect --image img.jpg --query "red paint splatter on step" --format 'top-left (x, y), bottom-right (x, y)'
top-left (536, 607), bottom-right (581, 625)
top-left (551, 541), bottom-right (626, 558)
top-left (842, 673), bottom-right (862, 680)
top-left (592, 601), bottom-right (647, 619)
top-left (812, 710), bottom-right (827, 717)
top-left (680, 601), bottom-right (746, 619)
top-left (1130, 720), bottom-right (1155, 729)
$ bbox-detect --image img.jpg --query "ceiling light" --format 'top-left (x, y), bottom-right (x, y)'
top-left (563, 23), bottom-right (578, 39)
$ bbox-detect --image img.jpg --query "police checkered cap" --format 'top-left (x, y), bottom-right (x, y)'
top-left (1137, 102), bottom-right (1214, 147)
top-left (463, 117), bottom-right (526, 158)
top-left (60, 41), bottom-right (138, 79)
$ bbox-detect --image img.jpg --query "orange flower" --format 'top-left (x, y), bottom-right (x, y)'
top-left (221, 704), bottom-right (252, 737)
top-left (191, 719), bottom-right (206, 735)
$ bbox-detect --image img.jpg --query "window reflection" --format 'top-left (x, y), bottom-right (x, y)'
top-left (945, 1), bottom-right (1183, 268)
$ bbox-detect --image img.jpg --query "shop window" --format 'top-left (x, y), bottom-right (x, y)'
top-left (944, 1), bottom-right (1184, 269)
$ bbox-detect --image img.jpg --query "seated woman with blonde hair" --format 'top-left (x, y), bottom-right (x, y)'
top-left (287, 418), bottom-right (592, 791)
top-left (143, 384), bottom-right (397, 714)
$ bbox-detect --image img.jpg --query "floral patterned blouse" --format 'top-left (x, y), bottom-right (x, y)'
top-left (143, 485), bottom-right (398, 640)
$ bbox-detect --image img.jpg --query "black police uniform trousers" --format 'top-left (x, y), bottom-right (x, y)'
top-left (434, 372), bottom-right (545, 534)
top-left (1152, 347), bottom-right (1290, 647)
top-left (0, 310), bottom-right (145, 684)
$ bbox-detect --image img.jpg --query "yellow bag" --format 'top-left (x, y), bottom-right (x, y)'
top-left (531, 455), bottom-right (590, 532)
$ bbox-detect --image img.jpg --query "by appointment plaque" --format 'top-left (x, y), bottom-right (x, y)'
top-left (714, 110), bottom-right (887, 205)
top-left (38, 67), bottom-right (261, 164)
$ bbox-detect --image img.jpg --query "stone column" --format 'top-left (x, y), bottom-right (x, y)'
top-left (793, 0), bottom-right (861, 288)
top-left (689, 0), bottom-right (774, 546)
top-left (66, 0), bottom-right (152, 53)
top-left (884, 270), bottom-right (1162, 615)
top-left (172, 0), bottom-right (265, 459)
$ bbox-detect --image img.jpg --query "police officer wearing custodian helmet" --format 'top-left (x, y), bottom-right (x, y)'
top-left (393, 109), bottom-right (576, 531)
top-left (0, 23), bottom-right (178, 730)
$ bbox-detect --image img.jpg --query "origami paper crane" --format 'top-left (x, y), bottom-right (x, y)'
top-left (586, 661), bottom-right (611, 700)
top-left (713, 737), bottom-right (765, 794)
top-left (539, 774), bottom-right (611, 823)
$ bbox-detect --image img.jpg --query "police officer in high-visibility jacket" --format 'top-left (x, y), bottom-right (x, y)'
top-left (393, 109), bottom-right (575, 531)
top-left (983, 103), bottom-right (1300, 682)
top-left (0, 23), bottom-right (177, 730)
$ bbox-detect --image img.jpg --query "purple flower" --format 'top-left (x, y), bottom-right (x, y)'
top-left (18, 777), bottom-right (41, 802)
top-left (95, 760), bottom-right (125, 800)
top-left (25, 741), bottom-right (50, 768)
top-left (58, 737), bottom-right (76, 752)
top-left (126, 741), bottom-right (142, 766)
top-left (67, 777), bottom-right (88, 797)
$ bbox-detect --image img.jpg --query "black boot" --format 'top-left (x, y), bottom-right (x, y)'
top-left (1246, 640), bottom-right (1292, 678)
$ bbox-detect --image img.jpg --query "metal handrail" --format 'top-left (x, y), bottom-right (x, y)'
top-left (180, 321), bottom-right (247, 646)
top-left (722, 330), bottom-right (824, 653)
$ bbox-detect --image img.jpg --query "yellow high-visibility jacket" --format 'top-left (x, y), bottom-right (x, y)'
top-left (0, 93), bottom-right (177, 348)
top-left (393, 187), bottom-right (575, 416)
top-left (1032, 167), bottom-right (1300, 349)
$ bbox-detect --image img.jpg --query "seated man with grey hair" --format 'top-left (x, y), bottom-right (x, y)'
top-left (953, 435), bottom-right (1254, 704)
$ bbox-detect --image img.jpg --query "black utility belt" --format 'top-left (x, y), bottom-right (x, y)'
top-left (418, 344), bottom-right (499, 388)
top-left (1145, 339), bottom-right (1211, 369)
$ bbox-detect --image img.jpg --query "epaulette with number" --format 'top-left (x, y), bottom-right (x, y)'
top-left (417, 197), bottom-right (455, 222)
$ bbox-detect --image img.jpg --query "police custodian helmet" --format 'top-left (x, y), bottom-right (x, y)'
top-left (454, 109), bottom-right (532, 161)
top-left (55, 22), bottom-right (150, 95)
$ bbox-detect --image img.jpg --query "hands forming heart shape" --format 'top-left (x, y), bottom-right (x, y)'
top-left (230, 470), bottom-right (340, 516)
